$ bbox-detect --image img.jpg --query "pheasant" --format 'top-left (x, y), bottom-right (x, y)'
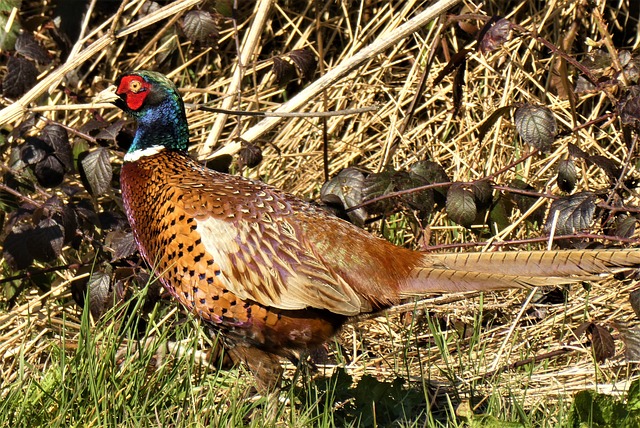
top-left (105, 70), bottom-right (640, 388)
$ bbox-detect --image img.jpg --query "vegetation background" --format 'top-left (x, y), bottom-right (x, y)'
top-left (1, 0), bottom-right (640, 426)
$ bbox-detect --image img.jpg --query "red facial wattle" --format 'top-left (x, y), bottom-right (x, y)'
top-left (116, 75), bottom-right (151, 111)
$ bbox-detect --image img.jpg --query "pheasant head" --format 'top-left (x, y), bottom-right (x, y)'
top-left (113, 71), bottom-right (189, 159)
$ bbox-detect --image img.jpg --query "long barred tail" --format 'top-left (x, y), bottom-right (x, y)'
top-left (400, 249), bottom-right (640, 295)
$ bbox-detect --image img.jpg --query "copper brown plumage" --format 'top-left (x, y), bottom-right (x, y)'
top-left (110, 71), bottom-right (640, 389)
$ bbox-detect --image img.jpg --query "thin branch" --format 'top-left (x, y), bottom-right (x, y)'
top-left (200, 0), bottom-right (274, 156)
top-left (191, 104), bottom-right (377, 118)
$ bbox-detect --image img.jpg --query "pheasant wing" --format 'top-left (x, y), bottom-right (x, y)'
top-left (178, 174), bottom-right (368, 316)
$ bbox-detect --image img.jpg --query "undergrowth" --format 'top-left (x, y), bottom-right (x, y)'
top-left (2, 0), bottom-right (640, 426)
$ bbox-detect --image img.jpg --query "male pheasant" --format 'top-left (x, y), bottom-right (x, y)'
top-left (108, 70), bottom-right (640, 388)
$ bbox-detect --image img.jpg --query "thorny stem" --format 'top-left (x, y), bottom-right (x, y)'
top-left (448, 14), bottom-right (597, 84)
top-left (0, 182), bottom-right (43, 207)
top-left (36, 113), bottom-right (98, 144)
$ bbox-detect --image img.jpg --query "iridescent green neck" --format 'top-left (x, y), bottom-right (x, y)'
top-left (125, 85), bottom-right (189, 160)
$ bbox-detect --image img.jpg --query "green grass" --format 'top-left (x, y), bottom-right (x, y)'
top-left (3, 230), bottom-right (637, 427)
top-left (0, 286), bottom-right (523, 427)
top-left (1, 288), bottom-right (252, 427)
top-left (1, 271), bottom-right (636, 427)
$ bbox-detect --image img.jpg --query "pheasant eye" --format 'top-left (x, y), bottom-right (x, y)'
top-left (129, 80), bottom-right (143, 93)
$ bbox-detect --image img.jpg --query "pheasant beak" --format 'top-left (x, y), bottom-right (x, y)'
top-left (93, 85), bottom-right (126, 110)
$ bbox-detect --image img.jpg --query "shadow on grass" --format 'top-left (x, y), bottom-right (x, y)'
top-left (296, 368), bottom-right (452, 427)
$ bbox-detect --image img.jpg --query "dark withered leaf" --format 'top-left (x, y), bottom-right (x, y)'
top-left (619, 50), bottom-right (632, 68)
top-left (557, 159), bottom-right (577, 193)
top-left (10, 116), bottom-right (36, 141)
top-left (568, 142), bottom-right (589, 160)
top-left (514, 104), bottom-right (557, 151)
top-left (79, 118), bottom-right (109, 135)
top-left (476, 105), bottom-right (513, 141)
top-left (488, 196), bottom-right (512, 233)
top-left (15, 31), bottom-right (51, 64)
top-left (95, 120), bottom-right (125, 143)
top-left (288, 49), bottom-right (317, 81)
top-left (155, 29), bottom-right (178, 64)
top-left (452, 57), bottom-right (466, 117)
top-left (510, 179), bottom-right (544, 225)
top-left (181, 10), bottom-right (219, 45)
top-left (618, 86), bottom-right (640, 129)
top-left (320, 167), bottom-right (367, 225)
top-left (97, 210), bottom-right (129, 231)
top-left (35, 155), bottom-right (65, 188)
top-left (29, 217), bottom-right (64, 262)
top-left (575, 76), bottom-right (596, 94)
top-left (545, 192), bottom-right (596, 236)
top-left (630, 288), bottom-right (640, 319)
top-left (20, 137), bottom-right (48, 165)
top-left (568, 143), bottom-right (620, 182)
top-left (3, 56), bottom-right (38, 98)
top-left (588, 155), bottom-right (621, 181)
top-left (589, 323), bottom-right (616, 363)
top-left (87, 267), bottom-right (113, 320)
top-left (113, 267), bottom-right (136, 299)
top-left (271, 49), bottom-right (317, 85)
top-left (433, 49), bottom-right (469, 87)
top-left (362, 169), bottom-right (396, 215)
top-left (105, 230), bottom-right (137, 261)
top-left (471, 180), bottom-right (493, 211)
top-left (238, 142), bottom-right (263, 168)
top-left (41, 124), bottom-right (73, 171)
top-left (392, 170), bottom-right (434, 215)
top-left (58, 203), bottom-right (78, 244)
top-left (408, 160), bottom-right (450, 203)
top-left (140, 1), bottom-right (161, 15)
top-left (622, 53), bottom-right (640, 84)
top-left (3, 223), bottom-right (35, 270)
top-left (615, 215), bottom-right (636, 239)
top-left (271, 57), bottom-right (297, 85)
top-left (479, 17), bottom-right (510, 55)
top-left (614, 322), bottom-right (640, 362)
top-left (446, 183), bottom-right (477, 228)
top-left (80, 148), bottom-right (112, 195)
top-left (581, 49), bottom-right (611, 74)
top-left (74, 200), bottom-right (99, 230)
top-left (205, 154), bottom-right (232, 173)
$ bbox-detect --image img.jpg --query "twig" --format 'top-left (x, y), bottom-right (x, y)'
top-left (191, 104), bottom-right (377, 117)
top-left (315, 0), bottom-right (329, 182)
top-left (35, 114), bottom-right (98, 144)
top-left (200, 0), bottom-right (275, 156)
top-left (0, 182), bottom-right (43, 207)
top-left (347, 181), bottom-right (556, 213)
top-left (0, 263), bottom-right (84, 286)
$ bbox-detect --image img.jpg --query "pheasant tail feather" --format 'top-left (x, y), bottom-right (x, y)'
top-left (401, 249), bottom-right (640, 295)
